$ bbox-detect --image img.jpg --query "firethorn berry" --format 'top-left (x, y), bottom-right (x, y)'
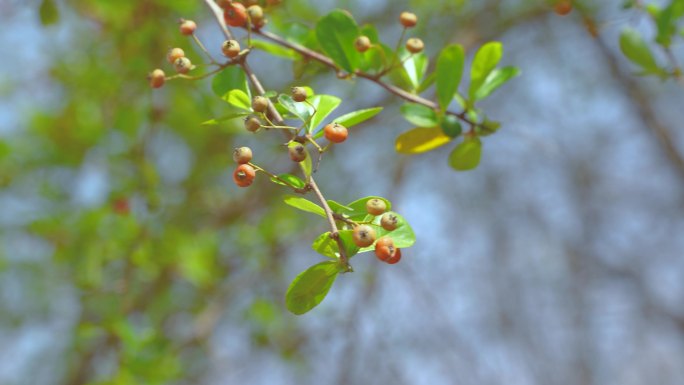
top-left (148, 69), bottom-right (166, 88)
top-left (323, 122), bottom-right (348, 143)
top-left (352, 225), bottom-right (377, 248)
top-left (173, 57), bottom-right (192, 74)
top-left (288, 143), bottom-right (307, 163)
top-left (399, 11), bottom-right (417, 28)
top-left (354, 35), bottom-right (372, 53)
top-left (291, 86), bottom-right (307, 102)
top-left (386, 248), bottom-right (402, 264)
top-left (374, 236), bottom-right (396, 262)
top-left (224, 2), bottom-right (248, 27)
top-left (215, 0), bottom-right (230, 9)
top-left (166, 47), bottom-right (185, 64)
top-left (405, 38), bottom-right (424, 54)
top-left (365, 198), bottom-right (387, 216)
top-left (222, 40), bottom-right (241, 58)
top-left (252, 96), bottom-right (269, 113)
top-left (179, 19), bottom-right (197, 35)
top-left (380, 212), bottom-right (399, 231)
top-left (247, 5), bottom-right (265, 28)
top-left (233, 146), bottom-right (253, 164)
top-left (233, 164), bottom-right (256, 187)
top-left (244, 116), bottom-right (261, 132)
top-left (554, 0), bottom-right (573, 16)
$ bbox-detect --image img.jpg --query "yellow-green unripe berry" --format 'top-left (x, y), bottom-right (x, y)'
top-left (366, 198), bottom-right (387, 216)
top-left (252, 96), bottom-right (269, 113)
top-left (288, 143), bottom-right (307, 162)
top-left (173, 57), bottom-right (192, 74)
top-left (244, 116), bottom-right (261, 132)
top-left (399, 12), bottom-right (417, 28)
top-left (233, 147), bottom-right (253, 164)
top-left (149, 69), bottom-right (166, 88)
top-left (291, 86), bottom-right (307, 102)
top-left (222, 40), bottom-right (241, 58)
top-left (405, 38), bottom-right (424, 54)
top-left (167, 47), bottom-right (185, 64)
top-left (354, 35), bottom-right (372, 53)
top-left (353, 225), bottom-right (377, 247)
top-left (380, 212), bottom-right (399, 231)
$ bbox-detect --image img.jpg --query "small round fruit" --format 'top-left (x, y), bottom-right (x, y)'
top-left (233, 164), bottom-right (256, 187)
top-left (179, 19), bottom-right (197, 35)
top-left (354, 35), bottom-right (372, 53)
top-left (233, 146), bottom-right (253, 164)
top-left (366, 198), bottom-right (387, 216)
top-left (173, 57), bottom-right (192, 74)
top-left (405, 38), bottom-right (424, 54)
top-left (386, 248), bottom-right (402, 264)
top-left (288, 143), bottom-right (307, 163)
top-left (323, 123), bottom-right (348, 143)
top-left (222, 39), bottom-right (241, 58)
top-left (380, 212), bottom-right (399, 231)
top-left (148, 69), bottom-right (166, 88)
top-left (375, 236), bottom-right (396, 262)
top-left (244, 116), bottom-right (261, 132)
top-left (399, 12), bottom-right (417, 28)
top-left (224, 3), bottom-right (248, 27)
top-left (353, 225), bottom-right (377, 247)
top-left (247, 5), bottom-right (264, 27)
top-left (291, 86), bottom-right (307, 102)
top-left (166, 47), bottom-right (185, 64)
top-left (554, 0), bottom-right (572, 16)
top-left (252, 96), bottom-right (269, 113)
top-left (440, 115), bottom-right (463, 138)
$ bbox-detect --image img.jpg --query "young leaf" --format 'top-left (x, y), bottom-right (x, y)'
top-left (474, 66), bottom-right (521, 101)
top-left (270, 174), bottom-right (306, 189)
top-left (313, 107), bottom-right (383, 139)
top-left (39, 0), bottom-right (59, 25)
top-left (251, 40), bottom-right (299, 60)
top-left (315, 10), bottom-right (361, 73)
top-left (395, 127), bottom-right (452, 154)
top-left (403, 53), bottom-right (429, 90)
top-left (327, 200), bottom-right (354, 213)
top-left (277, 94), bottom-right (312, 123)
top-left (308, 95), bottom-right (341, 132)
top-left (222, 90), bottom-right (252, 111)
top-left (400, 103), bottom-right (439, 127)
top-left (212, 66), bottom-right (250, 99)
top-left (312, 232), bottom-right (338, 259)
top-left (286, 261), bottom-right (341, 315)
top-left (283, 196), bottom-right (326, 217)
top-left (448, 137), bottom-right (482, 171)
top-left (436, 44), bottom-right (465, 111)
top-left (469, 42), bottom-right (503, 101)
top-left (619, 28), bottom-right (660, 73)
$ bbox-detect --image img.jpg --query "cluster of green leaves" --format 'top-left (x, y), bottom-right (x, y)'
top-left (620, 0), bottom-right (684, 78)
top-left (283, 196), bottom-right (415, 314)
top-left (395, 42), bottom-right (519, 171)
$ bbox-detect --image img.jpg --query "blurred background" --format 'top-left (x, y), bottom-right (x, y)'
top-left (1, 0), bottom-right (684, 384)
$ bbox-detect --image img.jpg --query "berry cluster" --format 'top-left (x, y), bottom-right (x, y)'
top-left (353, 12), bottom-right (424, 58)
top-left (351, 198), bottom-right (404, 264)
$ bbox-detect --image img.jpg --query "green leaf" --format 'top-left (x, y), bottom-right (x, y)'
top-left (395, 127), bottom-right (452, 154)
top-left (277, 94), bottom-right (312, 123)
top-left (283, 196), bottom-right (326, 217)
top-left (271, 174), bottom-right (306, 189)
top-left (39, 0), bottom-right (59, 25)
top-left (448, 137), bottom-right (482, 171)
top-left (477, 119), bottom-right (501, 136)
top-left (327, 200), bottom-right (354, 213)
top-left (436, 44), bottom-right (465, 111)
top-left (400, 103), bottom-right (438, 127)
top-left (222, 90), bottom-right (252, 111)
top-left (469, 42), bottom-right (503, 101)
top-left (212, 66), bottom-right (250, 99)
top-left (286, 261), bottom-right (341, 315)
top-left (655, 0), bottom-right (684, 47)
top-left (619, 28), bottom-right (660, 72)
top-left (315, 10), bottom-right (361, 73)
top-left (308, 95), bottom-right (341, 132)
top-left (440, 115), bottom-right (463, 138)
top-left (251, 40), bottom-right (299, 60)
top-left (474, 66), bottom-right (520, 101)
top-left (417, 71), bottom-right (437, 94)
top-left (313, 107), bottom-right (383, 139)
top-left (337, 230), bottom-right (360, 257)
top-left (201, 112), bottom-right (250, 125)
top-left (312, 232), bottom-right (338, 259)
top-left (299, 145), bottom-right (313, 179)
top-left (404, 53), bottom-right (429, 90)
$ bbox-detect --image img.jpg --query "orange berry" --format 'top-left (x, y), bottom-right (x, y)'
top-left (179, 19), bottom-right (197, 35)
top-left (554, 1), bottom-right (573, 16)
top-left (405, 38), bottom-right (424, 54)
top-left (222, 39), bottom-right (241, 58)
top-left (224, 2), bottom-right (248, 27)
top-left (365, 198), bottom-right (387, 216)
top-left (323, 122), bottom-right (348, 143)
top-left (399, 12), bottom-right (417, 28)
top-left (233, 164), bottom-right (256, 187)
top-left (386, 248), bottom-right (402, 264)
top-left (166, 47), bottom-right (185, 64)
top-left (173, 57), bottom-right (192, 74)
top-left (380, 212), bottom-right (399, 231)
top-left (374, 236), bottom-right (396, 262)
top-left (352, 225), bottom-right (376, 247)
top-left (148, 69), bottom-right (166, 88)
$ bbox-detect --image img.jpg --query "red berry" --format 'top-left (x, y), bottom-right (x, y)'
top-left (399, 12), bottom-right (417, 28)
top-left (405, 38), bottom-right (424, 54)
top-left (166, 47), bottom-right (185, 64)
top-left (352, 225), bottom-right (376, 247)
top-left (224, 3), bottom-right (248, 27)
top-left (374, 236), bottom-right (396, 262)
top-left (554, 1), bottom-right (573, 16)
top-left (233, 146), bottom-right (253, 164)
top-left (148, 69), bottom-right (166, 88)
top-left (323, 123), bottom-right (348, 143)
top-left (386, 248), bottom-right (402, 264)
top-left (233, 164), bottom-right (256, 187)
top-left (179, 19), bottom-right (197, 35)
top-left (366, 198), bottom-right (387, 216)
top-left (112, 198), bottom-right (130, 215)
